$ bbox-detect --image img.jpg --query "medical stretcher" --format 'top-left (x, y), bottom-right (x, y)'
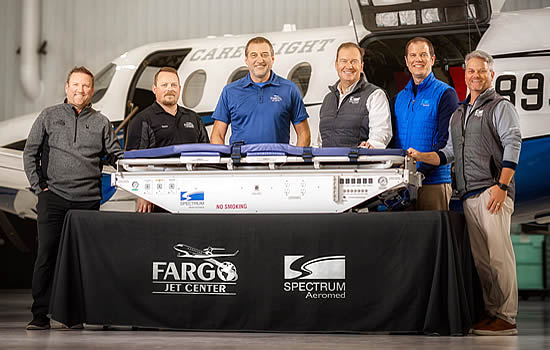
top-left (114, 143), bottom-right (422, 214)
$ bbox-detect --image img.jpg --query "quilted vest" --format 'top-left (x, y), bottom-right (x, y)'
top-left (394, 73), bottom-right (452, 184)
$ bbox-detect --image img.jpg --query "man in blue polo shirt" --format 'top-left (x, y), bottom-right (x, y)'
top-left (211, 36), bottom-right (311, 146)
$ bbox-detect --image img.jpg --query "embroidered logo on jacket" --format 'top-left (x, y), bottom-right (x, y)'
top-left (420, 99), bottom-right (430, 107)
top-left (474, 109), bottom-right (484, 117)
top-left (183, 121), bottom-right (195, 128)
top-left (349, 96), bottom-right (360, 104)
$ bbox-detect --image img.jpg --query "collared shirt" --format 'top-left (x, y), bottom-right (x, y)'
top-left (329, 79), bottom-right (392, 149)
top-left (211, 71), bottom-right (309, 144)
top-left (126, 101), bottom-right (209, 150)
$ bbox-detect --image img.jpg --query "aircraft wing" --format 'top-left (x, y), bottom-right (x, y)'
top-left (0, 147), bottom-right (136, 219)
top-left (0, 148), bottom-right (29, 190)
top-left (0, 147), bottom-right (37, 219)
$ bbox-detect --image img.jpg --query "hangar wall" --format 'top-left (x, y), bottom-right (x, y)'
top-left (0, 0), bottom-right (548, 124)
top-left (0, 0), bottom-right (352, 123)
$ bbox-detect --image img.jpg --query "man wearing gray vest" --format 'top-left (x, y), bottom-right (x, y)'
top-left (319, 42), bottom-right (391, 148)
top-left (408, 50), bottom-right (521, 336)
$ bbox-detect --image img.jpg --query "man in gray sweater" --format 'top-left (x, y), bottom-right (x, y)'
top-left (408, 51), bottom-right (521, 336)
top-left (23, 66), bottom-right (123, 330)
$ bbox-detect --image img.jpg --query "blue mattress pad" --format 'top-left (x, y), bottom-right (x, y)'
top-left (124, 143), bottom-right (406, 159)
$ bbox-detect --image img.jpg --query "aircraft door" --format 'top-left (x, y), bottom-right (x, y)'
top-left (122, 49), bottom-right (192, 149)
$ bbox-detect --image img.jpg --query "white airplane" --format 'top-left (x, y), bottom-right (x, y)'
top-left (0, 0), bottom-right (548, 230)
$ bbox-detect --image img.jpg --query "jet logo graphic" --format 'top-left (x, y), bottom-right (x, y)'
top-left (180, 191), bottom-right (204, 201)
top-left (174, 244), bottom-right (239, 259)
top-left (284, 255), bottom-right (345, 280)
top-left (174, 243), bottom-right (239, 282)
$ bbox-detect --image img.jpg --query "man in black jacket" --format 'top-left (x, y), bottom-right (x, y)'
top-left (126, 67), bottom-right (209, 212)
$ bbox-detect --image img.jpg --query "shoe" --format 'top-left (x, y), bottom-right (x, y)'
top-left (26, 316), bottom-right (51, 330)
top-left (468, 317), bottom-right (493, 334)
top-left (473, 317), bottom-right (518, 336)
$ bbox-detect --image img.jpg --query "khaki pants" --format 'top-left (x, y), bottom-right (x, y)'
top-left (463, 188), bottom-right (517, 324)
top-left (414, 183), bottom-right (452, 210)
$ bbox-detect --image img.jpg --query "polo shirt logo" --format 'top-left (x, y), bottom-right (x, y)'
top-left (349, 96), bottom-right (360, 104)
top-left (420, 99), bottom-right (430, 107)
top-left (183, 121), bottom-right (195, 128)
top-left (270, 95), bottom-right (282, 103)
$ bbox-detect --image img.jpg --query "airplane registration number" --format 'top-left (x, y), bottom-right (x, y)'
top-left (495, 72), bottom-right (549, 111)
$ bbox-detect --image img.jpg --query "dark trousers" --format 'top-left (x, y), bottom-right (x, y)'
top-left (31, 190), bottom-right (100, 318)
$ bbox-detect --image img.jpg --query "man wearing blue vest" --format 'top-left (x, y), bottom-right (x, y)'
top-left (408, 50), bottom-right (521, 335)
top-left (392, 37), bottom-right (459, 210)
top-left (210, 36), bottom-right (311, 146)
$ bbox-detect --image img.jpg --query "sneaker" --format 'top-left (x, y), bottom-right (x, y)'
top-left (26, 316), bottom-right (51, 330)
top-left (473, 317), bottom-right (518, 336)
top-left (468, 317), bottom-right (493, 334)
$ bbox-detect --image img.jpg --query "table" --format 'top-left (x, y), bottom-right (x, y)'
top-left (50, 210), bottom-right (483, 335)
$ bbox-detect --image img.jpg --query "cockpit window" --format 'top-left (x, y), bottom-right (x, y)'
top-left (91, 63), bottom-right (116, 103)
top-left (288, 63), bottom-right (312, 98)
top-left (358, 0), bottom-right (490, 31)
top-left (183, 69), bottom-right (206, 108)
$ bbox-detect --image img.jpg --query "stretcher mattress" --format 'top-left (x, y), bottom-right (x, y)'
top-left (124, 143), bottom-right (407, 159)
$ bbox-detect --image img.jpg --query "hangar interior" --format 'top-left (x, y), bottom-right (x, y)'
top-left (0, 0), bottom-right (550, 349)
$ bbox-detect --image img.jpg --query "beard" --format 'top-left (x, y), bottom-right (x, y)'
top-left (161, 94), bottom-right (177, 106)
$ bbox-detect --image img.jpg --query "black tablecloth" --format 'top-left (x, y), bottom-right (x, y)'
top-left (50, 210), bottom-right (483, 335)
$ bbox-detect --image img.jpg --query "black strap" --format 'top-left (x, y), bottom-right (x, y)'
top-left (348, 147), bottom-right (359, 163)
top-left (302, 147), bottom-right (313, 163)
top-left (231, 141), bottom-right (245, 164)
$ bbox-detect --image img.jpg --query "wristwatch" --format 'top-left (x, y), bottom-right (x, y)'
top-left (497, 182), bottom-right (509, 191)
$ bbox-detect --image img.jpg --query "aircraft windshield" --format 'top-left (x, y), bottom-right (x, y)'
top-left (92, 63), bottom-right (116, 103)
top-left (357, 0), bottom-right (490, 31)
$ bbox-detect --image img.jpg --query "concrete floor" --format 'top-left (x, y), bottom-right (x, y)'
top-left (1, 290), bottom-right (549, 350)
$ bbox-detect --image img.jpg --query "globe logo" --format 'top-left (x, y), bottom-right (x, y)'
top-left (217, 261), bottom-right (238, 282)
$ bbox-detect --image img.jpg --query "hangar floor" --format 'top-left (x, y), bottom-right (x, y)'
top-left (1, 290), bottom-right (549, 350)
